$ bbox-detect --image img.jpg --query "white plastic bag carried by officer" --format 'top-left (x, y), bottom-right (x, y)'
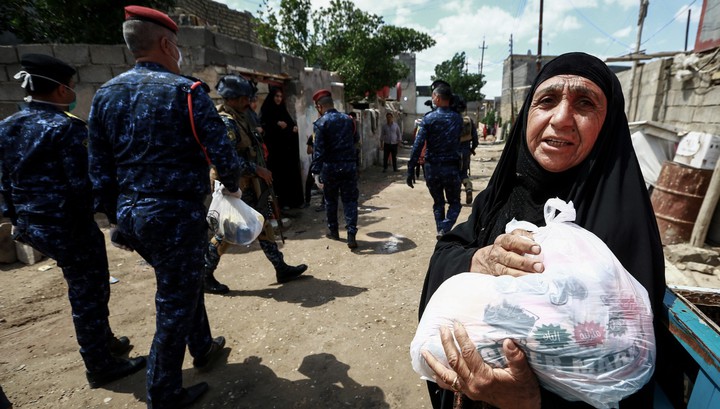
top-left (208, 181), bottom-right (263, 245)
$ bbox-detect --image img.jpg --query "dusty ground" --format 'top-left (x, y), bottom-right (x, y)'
top-left (0, 143), bottom-right (504, 409)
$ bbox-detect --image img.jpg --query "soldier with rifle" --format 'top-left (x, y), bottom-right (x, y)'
top-left (203, 75), bottom-right (308, 294)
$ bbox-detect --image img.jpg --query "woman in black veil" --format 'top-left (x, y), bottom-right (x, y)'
top-left (418, 52), bottom-right (681, 408)
top-left (260, 86), bottom-right (304, 209)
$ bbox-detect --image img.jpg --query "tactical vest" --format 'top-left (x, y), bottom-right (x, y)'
top-left (460, 116), bottom-right (473, 143)
top-left (218, 107), bottom-right (257, 164)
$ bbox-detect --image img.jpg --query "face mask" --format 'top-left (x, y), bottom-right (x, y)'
top-left (174, 44), bottom-right (183, 69)
top-left (15, 71), bottom-right (77, 110)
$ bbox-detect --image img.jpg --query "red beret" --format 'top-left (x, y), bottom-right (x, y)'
top-left (125, 5), bottom-right (178, 33)
top-left (312, 89), bottom-right (332, 103)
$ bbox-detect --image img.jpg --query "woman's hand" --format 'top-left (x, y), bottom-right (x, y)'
top-left (278, 121), bottom-right (287, 129)
top-left (470, 229), bottom-right (543, 277)
top-left (422, 322), bottom-right (541, 409)
top-left (292, 125), bottom-right (298, 133)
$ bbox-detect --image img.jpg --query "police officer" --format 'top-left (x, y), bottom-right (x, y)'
top-left (0, 54), bottom-right (145, 388)
top-left (87, 6), bottom-right (240, 408)
top-left (456, 98), bottom-right (479, 204)
top-left (406, 81), bottom-right (463, 239)
top-left (310, 89), bottom-right (360, 249)
top-left (202, 75), bottom-right (308, 294)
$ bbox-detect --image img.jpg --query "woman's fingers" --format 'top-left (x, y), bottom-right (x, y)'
top-left (421, 349), bottom-right (456, 389)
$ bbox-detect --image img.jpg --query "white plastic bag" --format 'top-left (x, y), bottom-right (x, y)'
top-left (208, 181), bottom-right (264, 245)
top-left (410, 198), bottom-right (655, 409)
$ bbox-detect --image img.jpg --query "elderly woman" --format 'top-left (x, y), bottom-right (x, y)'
top-left (418, 53), bottom-right (679, 408)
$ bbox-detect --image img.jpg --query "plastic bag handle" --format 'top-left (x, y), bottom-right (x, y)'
top-left (544, 198), bottom-right (576, 224)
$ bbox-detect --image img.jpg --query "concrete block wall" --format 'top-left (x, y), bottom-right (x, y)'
top-left (617, 52), bottom-right (720, 135)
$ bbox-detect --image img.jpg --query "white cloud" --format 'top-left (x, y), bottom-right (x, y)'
top-left (613, 26), bottom-right (633, 38)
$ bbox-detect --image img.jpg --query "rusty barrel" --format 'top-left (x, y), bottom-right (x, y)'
top-left (651, 161), bottom-right (713, 245)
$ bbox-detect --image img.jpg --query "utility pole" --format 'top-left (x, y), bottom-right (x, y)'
top-left (509, 34), bottom-right (515, 126)
top-left (479, 38), bottom-right (488, 78)
top-left (537, 0), bottom-right (544, 73)
top-left (685, 8), bottom-right (692, 52)
top-left (628, 0), bottom-right (649, 121)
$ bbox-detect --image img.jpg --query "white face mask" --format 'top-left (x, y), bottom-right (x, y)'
top-left (174, 44), bottom-right (183, 69)
top-left (13, 71), bottom-right (77, 111)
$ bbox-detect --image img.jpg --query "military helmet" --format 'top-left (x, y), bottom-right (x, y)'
top-left (215, 75), bottom-right (257, 99)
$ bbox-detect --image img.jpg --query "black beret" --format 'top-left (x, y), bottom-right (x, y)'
top-left (20, 54), bottom-right (76, 84)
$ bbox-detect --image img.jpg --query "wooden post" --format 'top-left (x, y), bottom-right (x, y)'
top-left (690, 158), bottom-right (720, 247)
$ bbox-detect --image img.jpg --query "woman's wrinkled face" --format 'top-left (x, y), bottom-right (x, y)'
top-left (273, 92), bottom-right (283, 105)
top-left (526, 75), bottom-right (607, 172)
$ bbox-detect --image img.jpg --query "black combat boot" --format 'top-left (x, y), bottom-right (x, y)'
top-left (109, 335), bottom-right (132, 356)
top-left (326, 229), bottom-right (340, 240)
top-left (203, 237), bottom-right (229, 294)
top-left (204, 272), bottom-right (229, 295)
top-left (86, 356), bottom-right (147, 389)
top-left (347, 232), bottom-right (358, 249)
top-left (276, 263), bottom-right (308, 283)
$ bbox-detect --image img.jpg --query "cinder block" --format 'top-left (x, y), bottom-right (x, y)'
top-left (90, 45), bottom-right (126, 65)
top-left (236, 41), bottom-right (253, 58)
top-left (53, 44), bottom-right (90, 65)
top-left (16, 44), bottom-right (53, 59)
top-left (214, 34), bottom-right (237, 54)
top-left (78, 65), bottom-right (113, 84)
top-left (251, 44), bottom-right (267, 61)
top-left (0, 84), bottom-right (26, 101)
top-left (0, 222), bottom-right (17, 263)
top-left (266, 49), bottom-right (281, 66)
top-left (15, 241), bottom-right (43, 265)
top-left (178, 27), bottom-right (214, 47)
top-left (0, 46), bottom-right (18, 64)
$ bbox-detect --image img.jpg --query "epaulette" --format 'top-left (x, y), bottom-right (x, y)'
top-left (64, 111), bottom-right (87, 125)
top-left (182, 75), bottom-right (210, 92)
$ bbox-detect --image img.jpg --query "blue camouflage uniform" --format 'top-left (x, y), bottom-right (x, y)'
top-left (407, 107), bottom-right (463, 234)
top-left (311, 109), bottom-right (359, 235)
top-left (88, 62), bottom-right (243, 408)
top-left (0, 103), bottom-right (119, 373)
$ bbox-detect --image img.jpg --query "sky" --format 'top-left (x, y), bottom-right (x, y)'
top-left (215, 0), bottom-right (704, 99)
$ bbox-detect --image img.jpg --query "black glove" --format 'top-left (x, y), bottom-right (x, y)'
top-left (406, 174), bottom-right (414, 189)
top-left (471, 149), bottom-right (476, 156)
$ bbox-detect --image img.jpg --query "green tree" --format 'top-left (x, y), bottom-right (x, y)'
top-left (256, 0), bottom-right (435, 101)
top-left (432, 52), bottom-right (485, 102)
top-left (1, 0), bottom-right (176, 44)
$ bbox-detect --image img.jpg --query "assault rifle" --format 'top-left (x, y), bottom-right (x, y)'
top-left (252, 129), bottom-right (285, 244)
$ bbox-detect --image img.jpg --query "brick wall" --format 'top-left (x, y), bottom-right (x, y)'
top-left (174, 0), bottom-right (257, 44)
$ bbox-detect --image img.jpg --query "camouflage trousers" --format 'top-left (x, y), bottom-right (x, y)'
top-left (424, 162), bottom-right (462, 234)
top-left (322, 165), bottom-right (359, 234)
top-left (116, 195), bottom-right (213, 408)
top-left (15, 216), bottom-right (116, 373)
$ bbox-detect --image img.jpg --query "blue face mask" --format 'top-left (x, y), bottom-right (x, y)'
top-left (68, 99), bottom-right (77, 112)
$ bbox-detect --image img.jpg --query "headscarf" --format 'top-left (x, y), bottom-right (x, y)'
top-left (419, 52), bottom-right (668, 408)
top-left (260, 86), bottom-right (295, 130)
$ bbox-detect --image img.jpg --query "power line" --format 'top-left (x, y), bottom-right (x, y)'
top-left (567, 0), bottom-right (632, 50)
top-left (641, 0), bottom-right (698, 46)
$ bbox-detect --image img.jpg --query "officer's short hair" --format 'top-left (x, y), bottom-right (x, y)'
top-left (317, 95), bottom-right (333, 107)
top-left (123, 20), bottom-right (169, 56)
top-left (433, 85), bottom-right (452, 101)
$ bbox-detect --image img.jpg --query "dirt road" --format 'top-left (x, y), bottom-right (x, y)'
top-left (0, 143), bottom-right (504, 409)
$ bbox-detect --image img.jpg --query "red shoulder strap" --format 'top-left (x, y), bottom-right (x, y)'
top-left (188, 81), bottom-right (212, 165)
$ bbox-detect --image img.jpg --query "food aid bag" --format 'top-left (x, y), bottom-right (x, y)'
top-left (208, 181), bottom-right (264, 245)
top-left (410, 198), bottom-right (655, 409)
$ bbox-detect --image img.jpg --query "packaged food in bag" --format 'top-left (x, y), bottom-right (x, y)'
top-left (410, 198), bottom-right (655, 409)
top-left (208, 181), bottom-right (264, 245)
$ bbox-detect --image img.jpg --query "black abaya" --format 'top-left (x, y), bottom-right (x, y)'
top-left (260, 88), bottom-right (305, 208)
